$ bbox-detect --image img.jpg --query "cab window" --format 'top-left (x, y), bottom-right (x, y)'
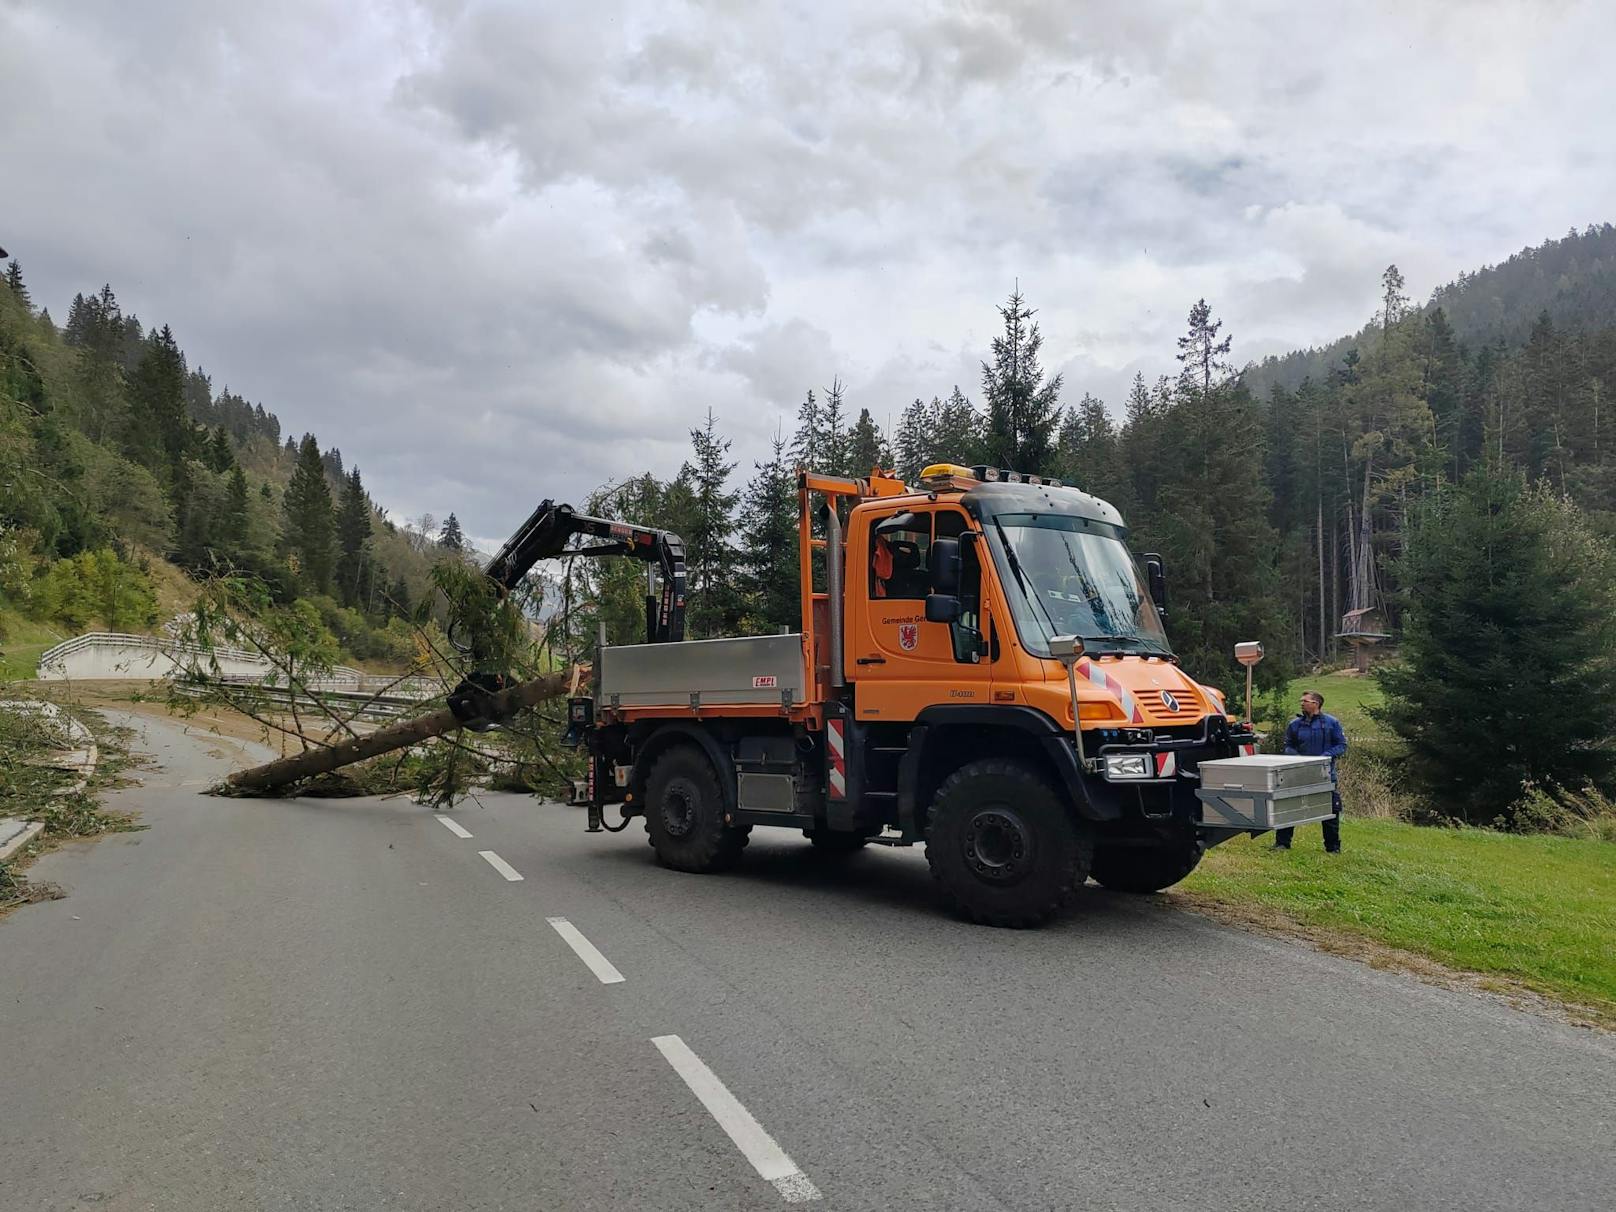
top-left (869, 512), bottom-right (932, 600)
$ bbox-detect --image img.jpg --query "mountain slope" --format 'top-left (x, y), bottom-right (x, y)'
top-left (1246, 222), bottom-right (1616, 397)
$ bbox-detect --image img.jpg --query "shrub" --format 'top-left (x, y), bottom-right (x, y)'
top-left (1511, 781), bottom-right (1616, 843)
top-left (31, 548), bottom-right (157, 632)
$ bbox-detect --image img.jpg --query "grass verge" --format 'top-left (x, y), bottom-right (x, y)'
top-left (0, 610), bottom-right (65, 681)
top-left (1175, 819), bottom-right (1616, 1028)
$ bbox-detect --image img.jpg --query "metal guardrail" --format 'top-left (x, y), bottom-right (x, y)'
top-left (171, 679), bottom-right (433, 723)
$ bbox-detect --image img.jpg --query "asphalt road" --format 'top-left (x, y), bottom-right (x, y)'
top-left (2, 711), bottom-right (1613, 1211)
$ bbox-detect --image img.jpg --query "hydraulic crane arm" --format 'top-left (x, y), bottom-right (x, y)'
top-left (448, 500), bottom-right (686, 730)
top-left (484, 499), bottom-right (687, 644)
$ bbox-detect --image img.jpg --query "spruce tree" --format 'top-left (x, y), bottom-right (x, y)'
top-left (894, 397), bottom-right (937, 482)
top-left (387, 574), bottom-right (413, 619)
top-left (170, 459), bottom-right (216, 570)
top-left (224, 465), bottom-right (250, 552)
top-left (5, 260), bottom-right (29, 310)
top-left (821, 378), bottom-right (848, 476)
top-left (125, 325), bottom-right (190, 475)
top-left (1175, 299), bottom-right (1233, 398)
top-left (936, 385), bottom-right (983, 466)
top-left (63, 293), bottom-right (91, 347)
top-left (337, 467), bottom-right (373, 605)
top-left (1055, 393), bottom-right (1122, 500)
top-left (438, 513), bottom-right (466, 552)
top-left (1119, 372), bottom-right (1168, 517)
top-left (1379, 264), bottom-right (1410, 335)
top-left (208, 425), bottom-right (235, 472)
top-left (683, 407), bottom-right (740, 635)
top-left (283, 434), bottom-right (336, 592)
top-left (1422, 308), bottom-right (1466, 475)
top-left (738, 431), bottom-right (800, 632)
top-left (789, 388), bottom-right (821, 470)
top-left (68, 285), bottom-right (127, 444)
top-left (1139, 309), bottom-right (1285, 683)
top-left (1379, 468), bottom-right (1616, 825)
top-left (185, 368), bottom-right (216, 428)
top-left (845, 407), bottom-right (888, 476)
top-left (981, 288), bottom-right (1062, 473)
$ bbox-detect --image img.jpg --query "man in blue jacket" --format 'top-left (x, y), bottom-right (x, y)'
top-left (1274, 690), bottom-right (1348, 853)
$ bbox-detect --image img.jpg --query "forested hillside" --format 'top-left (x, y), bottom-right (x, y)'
top-left (567, 225), bottom-right (1616, 703)
top-left (0, 266), bottom-right (455, 666)
top-left (1247, 223), bottom-right (1616, 395)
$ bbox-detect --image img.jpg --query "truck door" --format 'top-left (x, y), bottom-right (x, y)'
top-left (849, 503), bottom-right (993, 722)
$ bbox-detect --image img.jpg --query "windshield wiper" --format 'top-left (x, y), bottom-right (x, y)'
top-left (1083, 634), bottom-right (1170, 655)
top-left (993, 518), bottom-right (1065, 642)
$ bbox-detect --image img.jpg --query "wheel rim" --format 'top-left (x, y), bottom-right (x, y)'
top-left (662, 780), bottom-right (697, 838)
top-left (963, 807), bottom-right (1032, 885)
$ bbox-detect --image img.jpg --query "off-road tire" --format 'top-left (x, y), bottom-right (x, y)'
top-left (1090, 840), bottom-right (1202, 893)
top-left (804, 828), bottom-right (871, 853)
top-left (643, 745), bottom-right (749, 873)
top-left (924, 759), bottom-right (1092, 928)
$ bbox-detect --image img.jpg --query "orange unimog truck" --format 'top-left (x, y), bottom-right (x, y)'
top-left (554, 462), bottom-right (1325, 927)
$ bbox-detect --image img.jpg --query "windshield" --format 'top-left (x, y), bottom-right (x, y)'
top-left (986, 512), bottom-right (1171, 657)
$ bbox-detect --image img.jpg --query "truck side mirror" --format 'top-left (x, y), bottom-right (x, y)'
top-left (925, 594), bottom-right (962, 624)
top-left (1144, 553), bottom-right (1167, 615)
top-left (931, 538), bottom-right (961, 594)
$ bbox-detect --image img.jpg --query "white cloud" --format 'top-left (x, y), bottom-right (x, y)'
top-left (3, 0), bottom-right (1613, 539)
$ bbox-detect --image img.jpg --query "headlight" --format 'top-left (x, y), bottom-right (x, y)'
top-left (1104, 753), bottom-right (1152, 780)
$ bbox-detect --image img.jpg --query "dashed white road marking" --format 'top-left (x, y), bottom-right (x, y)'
top-left (546, 917), bottom-right (625, 984)
top-left (478, 850), bottom-right (524, 881)
top-left (651, 1035), bottom-right (821, 1203)
top-left (436, 815), bottom-right (473, 839)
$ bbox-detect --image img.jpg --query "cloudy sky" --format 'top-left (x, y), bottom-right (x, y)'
top-left (3, 0), bottom-right (1612, 543)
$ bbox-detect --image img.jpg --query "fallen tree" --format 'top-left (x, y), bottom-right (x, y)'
top-left (222, 669), bottom-right (575, 795)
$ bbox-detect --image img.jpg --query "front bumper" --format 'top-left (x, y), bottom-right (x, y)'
top-left (1084, 714), bottom-right (1259, 828)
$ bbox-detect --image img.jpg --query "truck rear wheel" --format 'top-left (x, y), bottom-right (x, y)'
top-left (1090, 840), bottom-right (1202, 893)
top-left (643, 745), bottom-right (748, 873)
top-left (925, 759), bottom-right (1092, 928)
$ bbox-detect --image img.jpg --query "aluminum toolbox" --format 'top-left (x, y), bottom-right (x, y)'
top-left (1195, 755), bottom-right (1336, 831)
top-left (1200, 754), bottom-right (1331, 791)
top-left (598, 634), bottom-right (805, 709)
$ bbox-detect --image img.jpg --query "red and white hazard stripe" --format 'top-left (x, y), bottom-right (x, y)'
top-left (1239, 742), bottom-right (1256, 757)
top-left (827, 719), bottom-right (847, 800)
top-left (1154, 752), bottom-right (1177, 778)
top-left (1077, 658), bottom-right (1144, 724)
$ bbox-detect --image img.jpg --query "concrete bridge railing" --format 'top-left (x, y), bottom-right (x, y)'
top-left (35, 633), bottom-right (426, 695)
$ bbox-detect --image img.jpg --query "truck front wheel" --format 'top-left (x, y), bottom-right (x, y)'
top-left (643, 745), bottom-right (749, 873)
top-left (925, 759), bottom-right (1092, 928)
top-left (1090, 840), bottom-right (1202, 893)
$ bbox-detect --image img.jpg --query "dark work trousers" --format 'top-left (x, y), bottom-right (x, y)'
top-left (1274, 788), bottom-right (1342, 850)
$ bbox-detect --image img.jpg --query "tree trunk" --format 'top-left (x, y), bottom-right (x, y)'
top-left (1330, 517), bottom-right (1340, 662)
top-left (1316, 494), bottom-right (1326, 667)
top-left (224, 670), bottom-right (574, 794)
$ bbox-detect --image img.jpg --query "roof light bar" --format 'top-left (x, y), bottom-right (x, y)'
top-left (970, 464), bottom-right (1063, 488)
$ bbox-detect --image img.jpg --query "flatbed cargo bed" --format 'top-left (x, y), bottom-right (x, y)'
top-left (597, 633), bottom-right (807, 710)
